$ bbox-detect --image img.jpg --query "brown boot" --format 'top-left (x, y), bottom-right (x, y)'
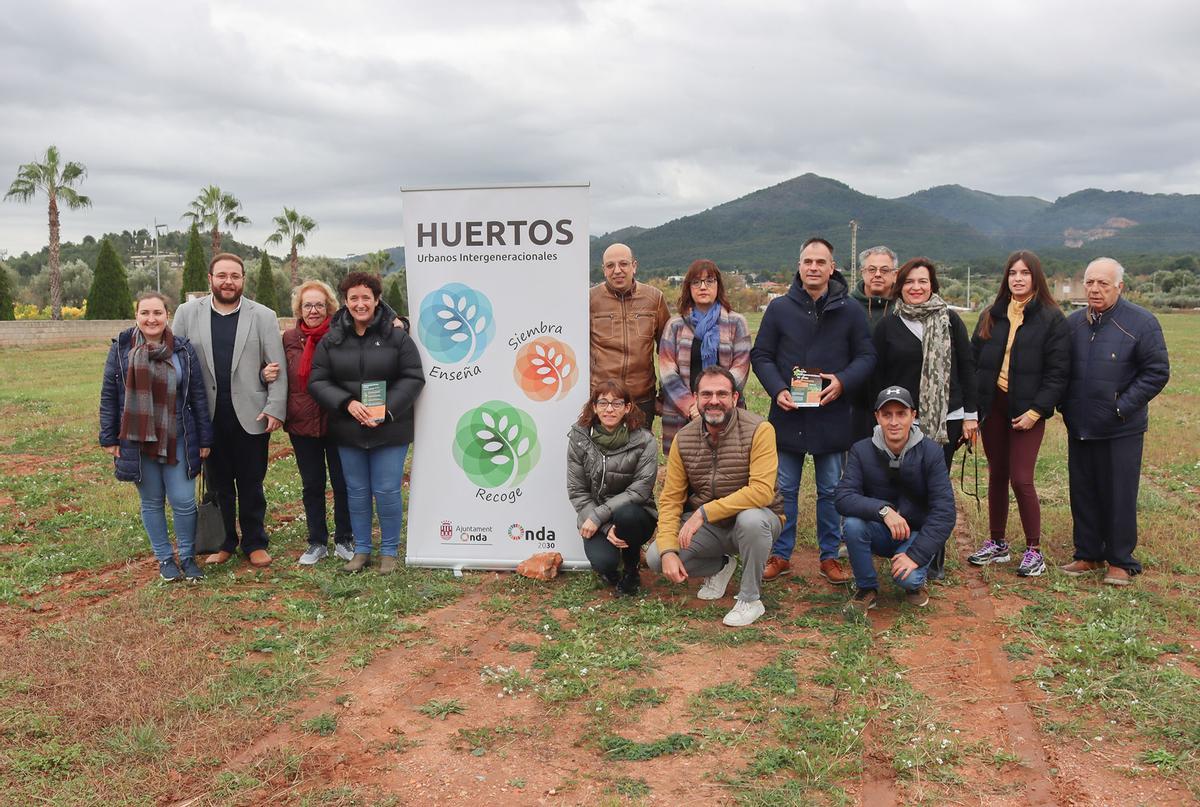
top-left (204, 550), bottom-right (233, 565)
top-left (1059, 559), bottom-right (1105, 577)
top-left (762, 556), bottom-right (791, 581)
top-left (1103, 566), bottom-right (1133, 586)
top-left (248, 549), bottom-right (272, 568)
top-left (342, 553), bottom-right (371, 574)
top-left (378, 556), bottom-right (398, 575)
top-left (819, 558), bottom-right (852, 584)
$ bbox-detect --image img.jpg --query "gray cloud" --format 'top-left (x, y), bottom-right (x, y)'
top-left (3, 0), bottom-right (1199, 259)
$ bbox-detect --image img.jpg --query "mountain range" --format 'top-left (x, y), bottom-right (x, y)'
top-left (583, 174), bottom-right (1200, 277)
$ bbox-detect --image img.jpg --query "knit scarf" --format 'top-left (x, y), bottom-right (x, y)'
top-left (894, 295), bottom-right (952, 443)
top-left (297, 317), bottom-right (331, 390)
top-left (689, 304), bottom-right (721, 369)
top-left (120, 327), bottom-right (178, 464)
top-left (590, 423), bottom-right (629, 451)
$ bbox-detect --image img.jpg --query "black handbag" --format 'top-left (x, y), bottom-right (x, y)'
top-left (194, 464), bottom-right (226, 556)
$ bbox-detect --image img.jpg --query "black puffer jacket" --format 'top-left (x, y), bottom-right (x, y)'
top-left (1061, 297), bottom-right (1169, 440)
top-left (308, 302), bottom-right (425, 449)
top-left (872, 309), bottom-right (977, 418)
top-left (565, 424), bottom-right (658, 531)
top-left (972, 297), bottom-right (1070, 421)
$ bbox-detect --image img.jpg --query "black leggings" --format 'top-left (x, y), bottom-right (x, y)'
top-left (582, 503), bottom-right (657, 580)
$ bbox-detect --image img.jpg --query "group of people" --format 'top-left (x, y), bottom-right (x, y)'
top-left (577, 240), bottom-right (1168, 626)
top-left (100, 253), bottom-right (425, 581)
top-left (99, 238), bottom-right (1169, 627)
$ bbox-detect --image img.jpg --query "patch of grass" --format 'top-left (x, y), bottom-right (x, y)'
top-left (104, 722), bottom-right (170, 759)
top-left (614, 687), bottom-right (667, 708)
top-left (479, 664), bottom-right (533, 696)
top-left (611, 776), bottom-right (651, 798)
top-left (417, 699), bottom-right (465, 720)
top-left (599, 732), bottom-right (695, 760)
top-left (301, 712), bottom-right (338, 736)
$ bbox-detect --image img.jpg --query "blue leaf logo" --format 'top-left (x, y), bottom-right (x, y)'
top-left (417, 283), bottom-right (496, 365)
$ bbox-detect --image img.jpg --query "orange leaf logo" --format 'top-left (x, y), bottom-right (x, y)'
top-left (513, 338), bottom-right (578, 402)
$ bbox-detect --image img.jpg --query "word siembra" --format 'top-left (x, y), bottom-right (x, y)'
top-left (416, 219), bottom-right (574, 248)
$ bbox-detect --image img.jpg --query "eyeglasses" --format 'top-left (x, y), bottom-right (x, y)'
top-left (594, 399), bottom-right (626, 410)
top-left (863, 266), bottom-right (895, 276)
top-left (690, 278), bottom-right (717, 288)
top-left (697, 390), bottom-right (733, 401)
top-left (301, 302), bottom-right (327, 311)
top-left (212, 273), bottom-right (243, 282)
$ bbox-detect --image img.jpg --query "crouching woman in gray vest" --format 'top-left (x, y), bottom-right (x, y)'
top-left (566, 380), bottom-right (658, 596)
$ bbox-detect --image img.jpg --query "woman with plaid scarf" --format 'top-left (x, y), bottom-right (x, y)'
top-left (99, 292), bottom-right (214, 582)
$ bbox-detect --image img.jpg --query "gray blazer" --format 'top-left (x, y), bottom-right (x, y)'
top-left (172, 295), bottom-right (287, 434)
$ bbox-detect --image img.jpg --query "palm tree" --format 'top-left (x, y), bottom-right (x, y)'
top-left (5, 146), bottom-right (92, 320)
top-left (182, 185), bottom-right (249, 253)
top-left (265, 207), bottom-right (318, 286)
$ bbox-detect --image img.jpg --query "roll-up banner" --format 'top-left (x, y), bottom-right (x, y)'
top-left (402, 183), bottom-right (591, 570)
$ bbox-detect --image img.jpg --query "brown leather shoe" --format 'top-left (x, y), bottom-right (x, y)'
top-left (1059, 559), bottom-right (1105, 577)
top-left (819, 558), bottom-right (852, 584)
top-left (762, 556), bottom-right (791, 581)
top-left (378, 555), bottom-right (398, 575)
top-left (1103, 566), bottom-right (1133, 586)
top-left (204, 550), bottom-right (233, 565)
top-left (248, 549), bottom-right (273, 568)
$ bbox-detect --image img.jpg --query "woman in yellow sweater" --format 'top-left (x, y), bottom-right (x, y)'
top-left (968, 251), bottom-right (1070, 577)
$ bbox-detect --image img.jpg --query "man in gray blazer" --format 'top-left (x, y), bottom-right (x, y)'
top-left (173, 253), bottom-right (287, 567)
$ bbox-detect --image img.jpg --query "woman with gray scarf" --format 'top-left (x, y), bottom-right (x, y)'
top-left (872, 258), bottom-right (977, 577)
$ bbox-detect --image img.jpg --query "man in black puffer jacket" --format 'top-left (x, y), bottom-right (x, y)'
top-left (1060, 258), bottom-right (1169, 585)
top-left (835, 387), bottom-right (956, 611)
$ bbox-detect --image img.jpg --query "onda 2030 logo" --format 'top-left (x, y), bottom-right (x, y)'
top-left (418, 283), bottom-right (496, 364)
top-left (452, 401), bottom-right (541, 488)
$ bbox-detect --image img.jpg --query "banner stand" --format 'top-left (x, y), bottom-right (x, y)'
top-left (402, 183), bottom-right (591, 571)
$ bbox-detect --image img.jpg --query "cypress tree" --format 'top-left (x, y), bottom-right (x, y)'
top-left (255, 253), bottom-right (280, 314)
top-left (180, 224), bottom-right (207, 295)
top-left (384, 271), bottom-right (408, 316)
top-left (0, 265), bottom-right (14, 321)
top-left (85, 238), bottom-right (134, 319)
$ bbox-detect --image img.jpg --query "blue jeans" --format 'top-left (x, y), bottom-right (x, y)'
top-left (843, 516), bottom-right (931, 592)
top-left (135, 455), bottom-right (197, 562)
top-left (773, 450), bottom-right (843, 561)
top-left (338, 444), bottom-right (409, 557)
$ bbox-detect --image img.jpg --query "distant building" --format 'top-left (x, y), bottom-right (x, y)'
top-left (1055, 273), bottom-right (1087, 308)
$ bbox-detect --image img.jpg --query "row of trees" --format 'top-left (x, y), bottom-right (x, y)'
top-left (5, 146), bottom-right (322, 320)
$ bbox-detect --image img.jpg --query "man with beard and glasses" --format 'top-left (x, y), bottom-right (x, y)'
top-left (173, 253), bottom-right (287, 567)
top-left (645, 366), bottom-right (785, 627)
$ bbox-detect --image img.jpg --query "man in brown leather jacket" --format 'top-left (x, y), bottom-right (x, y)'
top-left (589, 243), bottom-right (670, 426)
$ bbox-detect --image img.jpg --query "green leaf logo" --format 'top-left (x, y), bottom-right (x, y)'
top-left (452, 401), bottom-right (541, 488)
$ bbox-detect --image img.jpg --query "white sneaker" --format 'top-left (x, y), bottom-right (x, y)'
top-left (298, 544), bottom-right (328, 565)
top-left (333, 542), bottom-right (355, 562)
top-left (698, 556), bottom-right (737, 600)
top-left (722, 598), bottom-right (765, 627)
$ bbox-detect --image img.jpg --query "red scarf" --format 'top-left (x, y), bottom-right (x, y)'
top-left (298, 317), bottom-right (331, 389)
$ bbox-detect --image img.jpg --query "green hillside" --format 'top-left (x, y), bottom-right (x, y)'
top-left (897, 184), bottom-right (1050, 238)
top-left (589, 174), bottom-right (997, 278)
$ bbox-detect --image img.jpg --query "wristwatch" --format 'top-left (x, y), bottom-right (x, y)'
top-left (879, 505), bottom-right (892, 518)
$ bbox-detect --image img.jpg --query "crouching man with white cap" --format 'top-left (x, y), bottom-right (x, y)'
top-left (646, 366), bottom-right (784, 627)
top-left (836, 386), bottom-right (957, 612)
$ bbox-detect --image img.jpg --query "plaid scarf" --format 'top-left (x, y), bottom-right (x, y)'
top-left (894, 294), bottom-right (952, 444)
top-left (119, 327), bottom-right (178, 465)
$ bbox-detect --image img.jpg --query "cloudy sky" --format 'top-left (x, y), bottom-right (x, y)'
top-left (2, 0), bottom-right (1198, 258)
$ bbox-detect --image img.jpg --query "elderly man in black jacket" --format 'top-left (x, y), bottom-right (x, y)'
top-left (1060, 258), bottom-right (1169, 585)
top-left (835, 386), bottom-right (957, 611)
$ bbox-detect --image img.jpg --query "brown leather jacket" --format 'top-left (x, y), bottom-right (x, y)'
top-left (589, 281), bottom-right (670, 403)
